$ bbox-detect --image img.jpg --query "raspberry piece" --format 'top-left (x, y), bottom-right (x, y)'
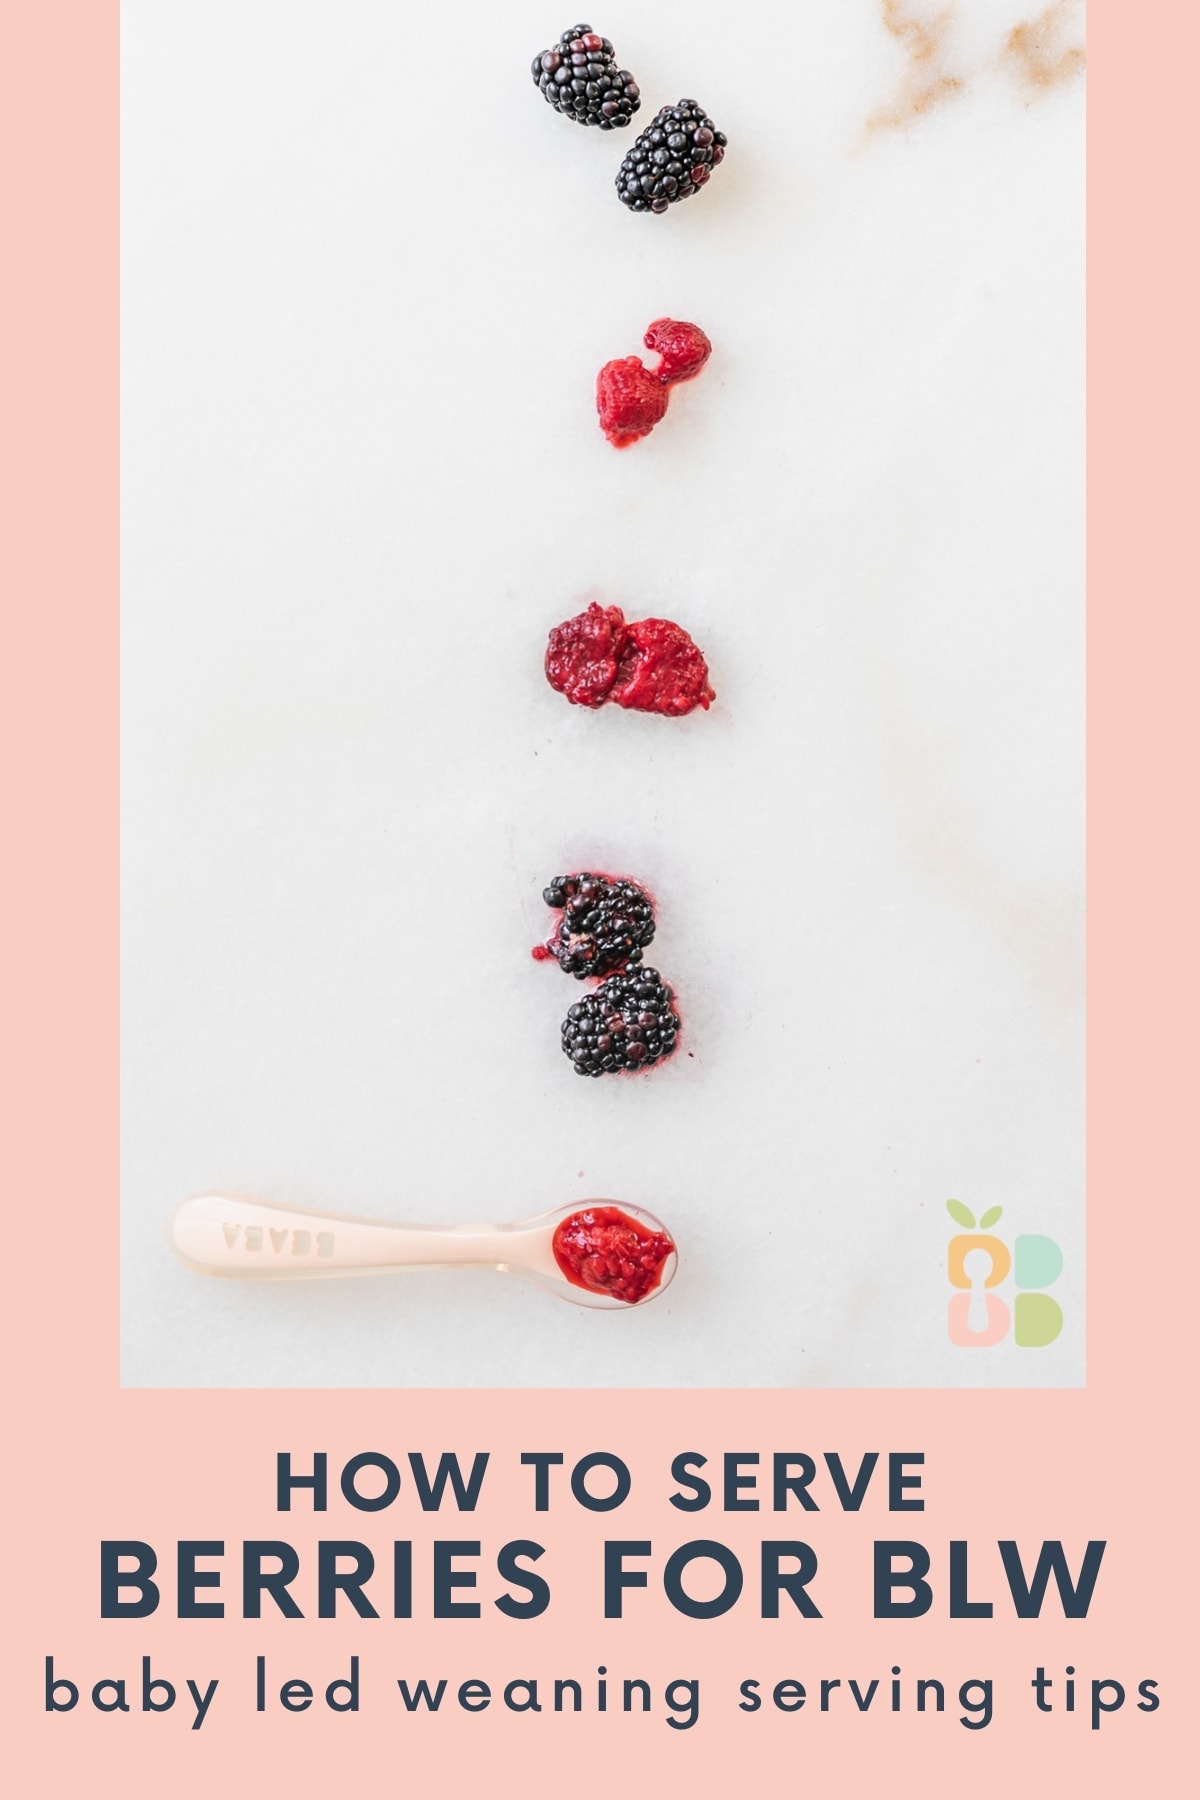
top-left (544, 601), bottom-right (629, 706)
top-left (596, 356), bottom-right (670, 447)
top-left (645, 318), bottom-right (712, 385)
top-left (552, 1205), bottom-right (676, 1304)
top-left (609, 617), bottom-right (715, 716)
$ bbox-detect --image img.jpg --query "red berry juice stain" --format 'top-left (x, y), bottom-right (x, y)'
top-left (546, 602), bottom-right (713, 716)
top-left (595, 320), bottom-right (711, 447)
top-left (552, 1206), bottom-right (675, 1305)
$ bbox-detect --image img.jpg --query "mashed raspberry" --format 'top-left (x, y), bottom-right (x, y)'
top-left (610, 617), bottom-right (715, 716)
top-left (545, 603), bottom-right (714, 715)
top-left (544, 602), bottom-right (627, 707)
top-left (552, 1206), bottom-right (676, 1304)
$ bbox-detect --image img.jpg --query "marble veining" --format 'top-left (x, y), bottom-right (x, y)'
top-left (870, 1), bottom-right (963, 131)
top-left (870, 0), bottom-right (1084, 131)
top-left (1006, 2), bottom-right (1086, 92)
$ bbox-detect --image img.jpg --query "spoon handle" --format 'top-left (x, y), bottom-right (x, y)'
top-left (170, 1194), bottom-right (519, 1280)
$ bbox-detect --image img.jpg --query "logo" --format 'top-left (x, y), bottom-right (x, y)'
top-left (945, 1201), bottom-right (1063, 1347)
top-left (220, 1223), bottom-right (336, 1258)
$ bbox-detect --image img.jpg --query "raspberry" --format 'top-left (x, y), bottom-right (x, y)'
top-left (644, 318), bottom-right (712, 385)
top-left (596, 318), bottom-right (712, 446)
top-left (539, 871), bottom-right (656, 978)
top-left (595, 356), bottom-right (669, 447)
top-left (561, 967), bottom-right (681, 1076)
top-left (610, 617), bottom-right (715, 716)
top-left (552, 1205), bottom-right (675, 1304)
top-left (615, 100), bottom-right (727, 213)
top-left (531, 23), bottom-right (641, 129)
top-left (545, 602), bottom-right (714, 715)
top-left (545, 601), bottom-right (628, 707)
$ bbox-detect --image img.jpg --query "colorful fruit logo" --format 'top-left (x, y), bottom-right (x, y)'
top-left (946, 1200), bottom-right (1063, 1348)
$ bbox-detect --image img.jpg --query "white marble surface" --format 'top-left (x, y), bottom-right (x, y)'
top-left (121, 0), bottom-right (1085, 1387)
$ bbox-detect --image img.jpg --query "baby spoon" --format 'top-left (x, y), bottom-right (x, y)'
top-left (169, 1193), bottom-right (677, 1311)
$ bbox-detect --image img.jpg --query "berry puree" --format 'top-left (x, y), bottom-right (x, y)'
top-left (596, 318), bottom-right (711, 447)
top-left (546, 601), bottom-right (714, 716)
top-left (552, 1205), bottom-right (676, 1304)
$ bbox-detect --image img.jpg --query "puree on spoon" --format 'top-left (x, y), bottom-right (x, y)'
top-left (552, 1205), bottom-right (676, 1304)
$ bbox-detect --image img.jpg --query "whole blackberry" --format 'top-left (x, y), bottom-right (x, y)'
top-left (561, 968), bottom-right (681, 1076)
top-left (615, 100), bottom-right (727, 213)
top-left (542, 871), bottom-right (655, 978)
top-left (531, 24), bottom-right (641, 129)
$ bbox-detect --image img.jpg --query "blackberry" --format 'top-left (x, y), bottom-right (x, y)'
top-left (615, 100), bottom-right (727, 213)
top-left (561, 967), bottom-right (681, 1076)
top-left (531, 24), bottom-right (641, 129)
top-left (542, 871), bottom-right (655, 978)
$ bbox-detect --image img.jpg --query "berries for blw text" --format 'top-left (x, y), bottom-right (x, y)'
top-left (541, 871), bottom-right (656, 978)
top-left (532, 24), bottom-right (641, 128)
top-left (595, 318), bottom-right (713, 447)
top-left (616, 101), bottom-right (727, 213)
top-left (561, 968), bottom-right (681, 1076)
top-left (545, 601), bottom-right (714, 716)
